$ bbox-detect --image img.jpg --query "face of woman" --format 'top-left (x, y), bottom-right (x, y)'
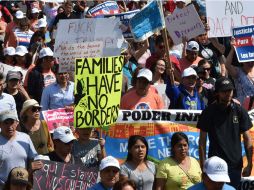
top-left (26, 106), bottom-right (41, 120)
top-left (197, 33), bottom-right (208, 44)
top-left (201, 62), bottom-right (211, 79)
top-left (129, 139), bottom-right (147, 162)
top-left (7, 79), bottom-right (20, 90)
top-left (155, 60), bottom-right (166, 75)
top-left (173, 139), bottom-right (189, 159)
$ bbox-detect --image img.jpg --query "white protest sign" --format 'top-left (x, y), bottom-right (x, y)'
top-left (55, 41), bottom-right (104, 72)
top-left (206, 0), bottom-right (254, 37)
top-left (54, 18), bottom-right (124, 72)
top-left (165, 4), bottom-right (205, 45)
top-left (0, 62), bottom-right (27, 82)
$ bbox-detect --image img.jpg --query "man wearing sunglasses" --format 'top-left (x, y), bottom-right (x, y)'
top-left (40, 65), bottom-right (74, 111)
top-left (179, 41), bottom-right (203, 72)
top-left (0, 110), bottom-right (38, 189)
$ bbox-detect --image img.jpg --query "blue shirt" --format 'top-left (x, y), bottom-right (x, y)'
top-left (123, 61), bottom-right (137, 88)
top-left (188, 182), bottom-right (235, 190)
top-left (88, 182), bottom-right (112, 190)
top-left (40, 81), bottom-right (74, 110)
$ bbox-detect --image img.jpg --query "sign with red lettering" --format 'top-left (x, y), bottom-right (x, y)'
top-left (33, 160), bottom-right (98, 190)
top-left (206, 0), bottom-right (254, 37)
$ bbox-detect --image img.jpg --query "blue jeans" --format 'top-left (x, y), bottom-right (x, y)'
top-left (228, 167), bottom-right (242, 189)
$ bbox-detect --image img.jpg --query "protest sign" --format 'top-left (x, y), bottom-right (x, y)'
top-left (105, 10), bottom-right (139, 39)
top-left (104, 109), bottom-right (254, 176)
top-left (54, 18), bottom-right (124, 72)
top-left (165, 4), bottom-right (205, 45)
top-left (239, 177), bottom-right (254, 190)
top-left (0, 62), bottom-right (27, 82)
top-left (55, 41), bottom-right (104, 72)
top-left (74, 56), bottom-right (123, 128)
top-left (206, 0), bottom-right (254, 37)
top-left (42, 108), bottom-right (74, 133)
top-left (232, 25), bottom-right (254, 62)
top-left (33, 160), bottom-right (98, 190)
top-left (87, 1), bottom-right (119, 18)
top-left (129, 1), bottom-right (164, 41)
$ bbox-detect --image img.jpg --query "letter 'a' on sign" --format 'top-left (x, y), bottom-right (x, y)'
top-left (74, 56), bottom-right (123, 128)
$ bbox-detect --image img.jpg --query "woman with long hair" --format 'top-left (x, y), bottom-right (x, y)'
top-left (120, 135), bottom-right (155, 190)
top-left (20, 99), bottom-right (53, 154)
top-left (156, 132), bottom-right (201, 190)
top-left (150, 58), bottom-right (167, 85)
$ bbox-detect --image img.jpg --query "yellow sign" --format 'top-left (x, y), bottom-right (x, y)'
top-left (74, 56), bottom-right (123, 128)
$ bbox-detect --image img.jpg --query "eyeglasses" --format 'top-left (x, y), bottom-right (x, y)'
top-left (31, 106), bottom-right (41, 112)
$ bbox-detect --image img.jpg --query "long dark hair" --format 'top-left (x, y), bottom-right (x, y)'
top-left (171, 132), bottom-right (189, 157)
top-left (126, 135), bottom-right (148, 162)
top-left (113, 178), bottom-right (136, 190)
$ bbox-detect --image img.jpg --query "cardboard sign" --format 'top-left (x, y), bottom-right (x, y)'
top-left (232, 25), bottom-right (254, 62)
top-left (206, 0), bottom-right (254, 37)
top-left (105, 10), bottom-right (139, 39)
top-left (87, 1), bottom-right (120, 18)
top-left (165, 4), bottom-right (205, 45)
top-left (33, 160), bottom-right (98, 190)
top-left (129, 1), bottom-right (164, 41)
top-left (55, 41), bottom-right (104, 72)
top-left (74, 56), bottom-right (123, 128)
top-left (54, 18), bottom-right (124, 72)
top-left (42, 108), bottom-right (74, 133)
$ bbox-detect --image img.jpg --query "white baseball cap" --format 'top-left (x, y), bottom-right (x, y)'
top-left (39, 47), bottom-right (53, 58)
top-left (4, 47), bottom-right (15, 56)
top-left (203, 156), bottom-right (230, 183)
top-left (31, 8), bottom-right (40, 14)
top-left (15, 46), bottom-right (28, 56)
top-left (186, 41), bottom-right (199, 51)
top-left (181, 67), bottom-right (197, 78)
top-left (15, 11), bottom-right (24, 19)
top-left (99, 156), bottom-right (120, 171)
top-left (38, 18), bottom-right (47, 28)
top-left (53, 126), bottom-right (76, 143)
top-left (175, 0), bottom-right (186, 3)
top-left (137, 68), bottom-right (153, 82)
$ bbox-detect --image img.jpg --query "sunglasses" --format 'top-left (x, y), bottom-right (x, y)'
top-left (203, 68), bottom-right (211, 71)
top-left (31, 106), bottom-right (41, 112)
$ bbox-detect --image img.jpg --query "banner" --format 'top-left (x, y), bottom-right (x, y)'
top-left (42, 108), bottom-right (74, 133)
top-left (104, 109), bottom-right (254, 176)
top-left (206, 0), bottom-right (254, 37)
top-left (239, 177), bottom-right (254, 190)
top-left (55, 41), bottom-right (104, 72)
top-left (129, 1), bottom-right (164, 41)
top-left (87, 1), bottom-right (119, 18)
top-left (33, 160), bottom-right (98, 190)
top-left (105, 10), bottom-right (139, 39)
top-left (0, 62), bottom-right (27, 82)
top-left (54, 18), bottom-right (124, 72)
top-left (165, 4), bottom-right (205, 45)
top-left (232, 25), bottom-right (254, 62)
top-left (74, 56), bottom-right (123, 128)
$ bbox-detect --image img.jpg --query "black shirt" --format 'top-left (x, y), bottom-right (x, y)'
top-left (53, 12), bottom-right (79, 27)
top-left (197, 102), bottom-right (252, 169)
top-left (45, 151), bottom-right (75, 164)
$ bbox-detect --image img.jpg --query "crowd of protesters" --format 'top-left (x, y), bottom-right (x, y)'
top-left (0, 0), bottom-right (254, 190)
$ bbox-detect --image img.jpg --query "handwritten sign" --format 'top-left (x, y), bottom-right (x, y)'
top-left (232, 25), bottom-right (254, 62)
top-left (0, 62), bottom-right (27, 82)
top-left (55, 41), bottom-right (103, 72)
top-left (33, 160), bottom-right (98, 190)
top-left (87, 1), bottom-right (119, 18)
top-left (74, 56), bottom-right (123, 128)
top-left (165, 4), bottom-right (205, 45)
top-left (42, 108), bottom-right (74, 133)
top-left (206, 0), bottom-right (254, 37)
top-left (54, 18), bottom-right (124, 71)
top-left (105, 10), bottom-right (139, 39)
top-left (129, 1), bottom-right (164, 41)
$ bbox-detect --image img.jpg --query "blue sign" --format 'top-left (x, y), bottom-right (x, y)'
top-left (232, 25), bottom-right (254, 62)
top-left (129, 1), bottom-right (164, 41)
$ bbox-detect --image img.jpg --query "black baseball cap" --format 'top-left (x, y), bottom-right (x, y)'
top-left (215, 77), bottom-right (234, 92)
